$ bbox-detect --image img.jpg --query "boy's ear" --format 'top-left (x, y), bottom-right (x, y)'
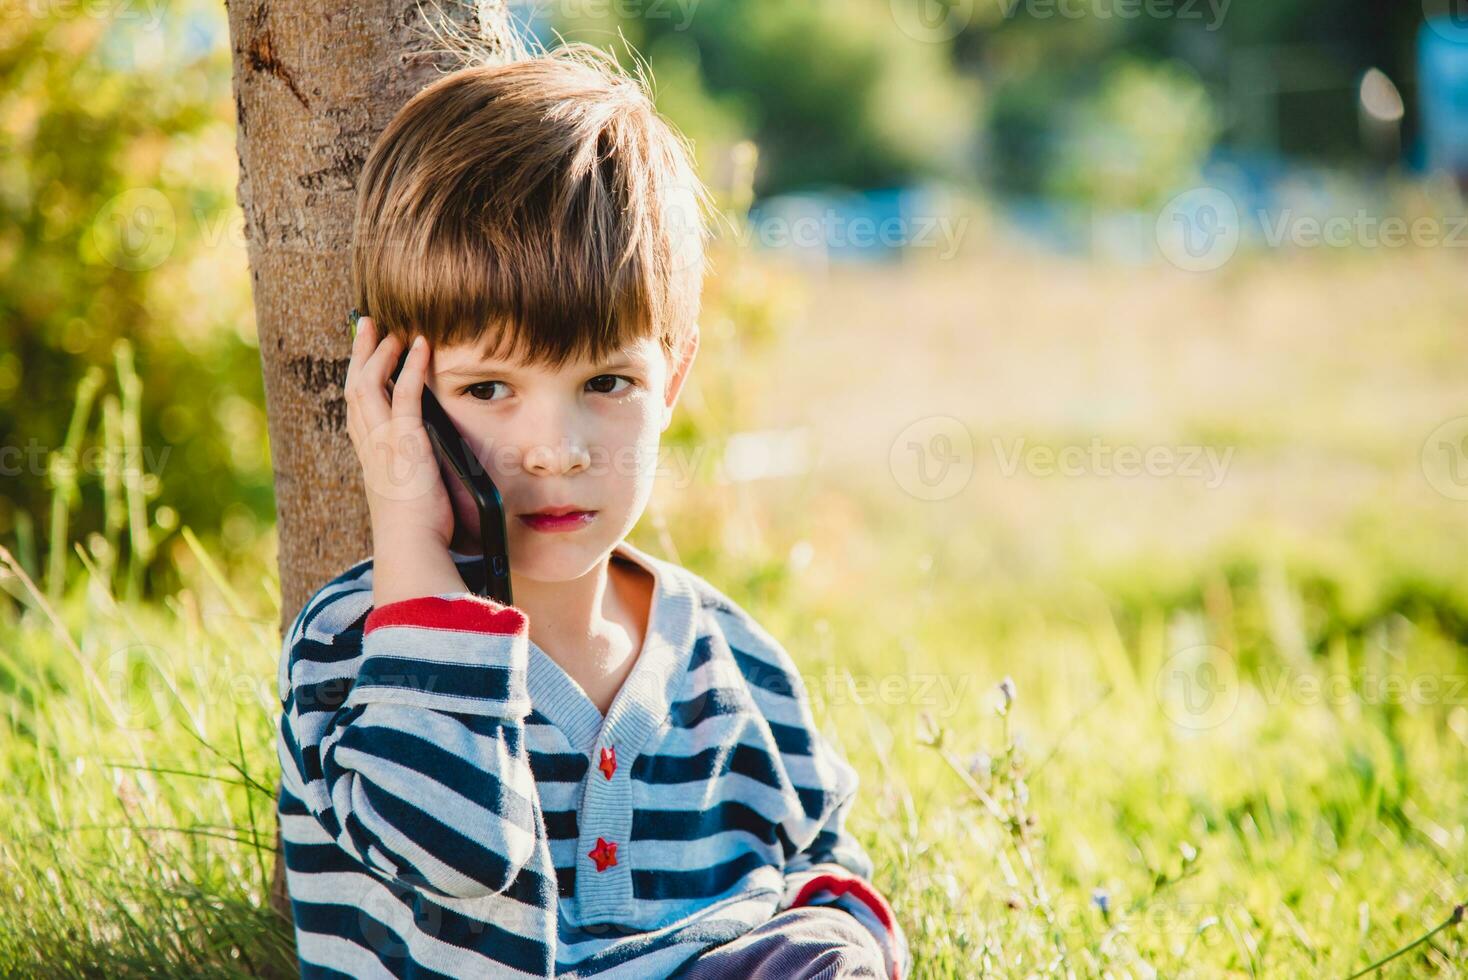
top-left (661, 323), bottom-right (700, 432)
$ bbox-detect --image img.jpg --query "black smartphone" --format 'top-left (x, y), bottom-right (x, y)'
top-left (351, 309), bottom-right (513, 606)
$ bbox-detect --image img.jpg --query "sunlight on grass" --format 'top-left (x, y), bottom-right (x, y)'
top-left (2, 245), bottom-right (1466, 977)
top-left (0, 530), bottom-right (294, 977)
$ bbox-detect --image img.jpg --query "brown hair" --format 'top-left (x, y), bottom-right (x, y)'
top-left (350, 45), bottom-right (713, 370)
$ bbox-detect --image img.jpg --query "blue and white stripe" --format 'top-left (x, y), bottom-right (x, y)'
top-left (276, 538), bottom-right (896, 978)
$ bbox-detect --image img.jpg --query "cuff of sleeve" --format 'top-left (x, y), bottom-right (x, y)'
top-left (349, 592), bottom-right (531, 717)
top-left (783, 865), bottom-right (910, 980)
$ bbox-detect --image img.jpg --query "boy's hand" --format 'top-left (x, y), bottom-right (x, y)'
top-left (345, 315), bottom-right (464, 605)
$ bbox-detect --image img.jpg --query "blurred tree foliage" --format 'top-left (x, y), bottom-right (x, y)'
top-left (549, 0), bottom-right (981, 195)
top-left (551, 0), bottom-right (1428, 204)
top-left (958, 0), bottom-right (1427, 195)
top-left (1045, 57), bottom-right (1216, 210)
top-left (0, 0), bottom-right (1441, 597)
top-left (0, 2), bottom-right (271, 588)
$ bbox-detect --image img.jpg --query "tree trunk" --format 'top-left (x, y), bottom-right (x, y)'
top-left (223, 0), bottom-right (518, 929)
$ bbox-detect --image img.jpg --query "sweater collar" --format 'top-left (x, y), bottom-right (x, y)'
top-left (451, 538), bottom-right (697, 756)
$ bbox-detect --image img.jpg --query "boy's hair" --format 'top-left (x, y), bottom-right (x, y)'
top-left (351, 45), bottom-right (713, 370)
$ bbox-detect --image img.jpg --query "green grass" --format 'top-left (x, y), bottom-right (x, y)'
top-left (2, 509), bottom-right (1465, 977)
top-left (0, 534), bottom-right (292, 978)
top-left (2, 245), bottom-right (1467, 977)
top-left (683, 471), bottom-right (1468, 978)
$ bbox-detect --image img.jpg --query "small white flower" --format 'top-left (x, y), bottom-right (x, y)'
top-left (997, 676), bottom-right (1017, 712)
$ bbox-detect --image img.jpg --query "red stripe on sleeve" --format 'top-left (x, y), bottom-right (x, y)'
top-left (363, 594), bottom-right (526, 637)
top-left (789, 870), bottom-right (899, 944)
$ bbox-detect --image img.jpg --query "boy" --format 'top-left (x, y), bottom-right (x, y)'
top-left (275, 47), bottom-right (908, 979)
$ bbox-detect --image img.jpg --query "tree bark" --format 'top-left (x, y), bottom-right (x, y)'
top-left (223, 0), bottom-right (517, 929)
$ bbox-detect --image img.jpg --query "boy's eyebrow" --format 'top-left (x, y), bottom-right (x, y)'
top-left (436, 354), bottom-right (640, 379)
top-left (436, 365), bottom-right (512, 380)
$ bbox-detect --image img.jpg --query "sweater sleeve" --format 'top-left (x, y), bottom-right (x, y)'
top-left (277, 581), bottom-right (540, 901)
top-left (777, 752), bottom-right (911, 980)
top-left (712, 593), bottom-right (911, 980)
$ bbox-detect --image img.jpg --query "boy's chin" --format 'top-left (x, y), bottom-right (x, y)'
top-left (506, 532), bottom-right (619, 583)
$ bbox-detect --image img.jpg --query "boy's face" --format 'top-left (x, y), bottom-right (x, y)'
top-left (422, 327), bottom-right (698, 583)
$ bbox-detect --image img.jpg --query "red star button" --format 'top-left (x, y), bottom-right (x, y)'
top-left (598, 746), bottom-right (617, 780)
top-left (588, 837), bottom-right (618, 872)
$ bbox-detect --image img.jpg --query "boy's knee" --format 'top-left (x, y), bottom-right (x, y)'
top-left (805, 944), bottom-right (885, 979)
top-left (807, 904), bottom-right (885, 944)
top-left (682, 905), bottom-right (886, 979)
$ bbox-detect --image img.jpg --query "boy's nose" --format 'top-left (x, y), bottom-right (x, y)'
top-left (521, 437), bottom-right (592, 477)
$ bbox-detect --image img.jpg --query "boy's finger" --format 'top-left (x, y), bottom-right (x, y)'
top-left (362, 329), bottom-right (405, 387)
top-left (344, 315), bottom-right (377, 443)
top-left (352, 323), bottom-right (401, 434)
top-left (344, 314), bottom-right (376, 391)
top-left (391, 336), bottom-right (429, 421)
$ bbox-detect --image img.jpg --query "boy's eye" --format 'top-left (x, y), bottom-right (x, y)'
top-left (460, 375), bottom-right (637, 401)
top-left (463, 381), bottom-right (504, 401)
top-left (587, 374), bottom-right (635, 396)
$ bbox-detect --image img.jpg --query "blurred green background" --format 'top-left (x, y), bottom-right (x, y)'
top-left (0, 0), bottom-right (1454, 582)
top-left (3, 0), bottom-right (1468, 976)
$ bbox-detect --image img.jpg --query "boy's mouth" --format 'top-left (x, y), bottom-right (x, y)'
top-left (519, 506), bottom-right (598, 533)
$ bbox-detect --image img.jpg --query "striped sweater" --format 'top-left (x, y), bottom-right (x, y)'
top-left (276, 537), bottom-right (909, 978)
